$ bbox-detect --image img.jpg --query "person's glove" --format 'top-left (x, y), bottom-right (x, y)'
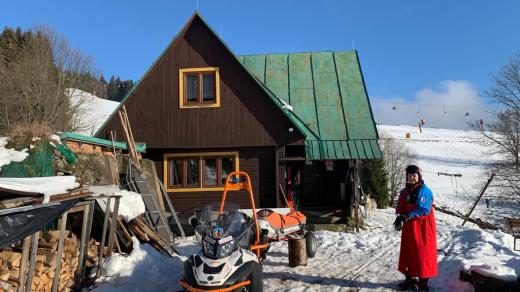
top-left (393, 214), bottom-right (409, 231)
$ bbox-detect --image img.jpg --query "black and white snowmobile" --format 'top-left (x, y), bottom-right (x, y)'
top-left (179, 172), bottom-right (266, 292)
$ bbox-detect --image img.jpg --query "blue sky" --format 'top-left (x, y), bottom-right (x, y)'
top-left (1, 1), bottom-right (519, 128)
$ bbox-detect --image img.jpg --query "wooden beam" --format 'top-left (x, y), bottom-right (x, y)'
top-left (26, 232), bottom-right (40, 292)
top-left (51, 212), bottom-right (68, 292)
top-left (462, 173), bottom-right (496, 226)
top-left (18, 236), bottom-right (32, 292)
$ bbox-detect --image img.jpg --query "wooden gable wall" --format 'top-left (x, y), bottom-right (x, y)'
top-left (97, 15), bottom-right (304, 149)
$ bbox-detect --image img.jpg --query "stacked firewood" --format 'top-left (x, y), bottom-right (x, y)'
top-left (0, 231), bottom-right (100, 292)
top-left (0, 251), bottom-right (20, 290)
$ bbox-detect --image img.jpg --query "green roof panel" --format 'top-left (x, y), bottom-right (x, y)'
top-left (311, 52), bottom-right (347, 141)
top-left (265, 54), bottom-right (289, 103)
top-left (241, 50), bottom-right (381, 160)
top-left (335, 51), bottom-right (378, 140)
top-left (59, 132), bottom-right (147, 153)
top-left (288, 53), bottom-right (320, 135)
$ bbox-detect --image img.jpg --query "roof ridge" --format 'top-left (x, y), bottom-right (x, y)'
top-left (239, 50), bottom-right (356, 57)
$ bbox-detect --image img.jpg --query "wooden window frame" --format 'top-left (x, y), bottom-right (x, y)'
top-left (179, 67), bottom-right (221, 109)
top-left (164, 151), bottom-right (239, 192)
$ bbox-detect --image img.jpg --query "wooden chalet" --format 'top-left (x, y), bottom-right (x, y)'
top-left (96, 12), bottom-right (382, 218)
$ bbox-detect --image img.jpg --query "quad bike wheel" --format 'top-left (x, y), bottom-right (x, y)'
top-left (240, 262), bottom-right (263, 292)
top-left (305, 231), bottom-right (317, 258)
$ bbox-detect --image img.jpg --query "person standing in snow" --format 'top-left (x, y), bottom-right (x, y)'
top-left (393, 165), bottom-right (438, 291)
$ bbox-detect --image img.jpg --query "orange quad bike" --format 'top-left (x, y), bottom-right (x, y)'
top-left (179, 171), bottom-right (268, 292)
top-left (256, 187), bottom-right (317, 259)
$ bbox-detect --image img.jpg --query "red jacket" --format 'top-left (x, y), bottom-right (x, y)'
top-left (396, 183), bottom-right (438, 278)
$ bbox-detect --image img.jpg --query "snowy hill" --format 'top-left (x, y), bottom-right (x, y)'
top-left (69, 89), bottom-right (119, 136)
top-left (378, 124), bottom-right (518, 226)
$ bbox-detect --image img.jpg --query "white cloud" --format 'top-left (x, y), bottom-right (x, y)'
top-left (371, 80), bottom-right (493, 130)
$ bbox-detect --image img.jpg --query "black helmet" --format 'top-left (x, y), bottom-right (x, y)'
top-left (406, 165), bottom-right (422, 180)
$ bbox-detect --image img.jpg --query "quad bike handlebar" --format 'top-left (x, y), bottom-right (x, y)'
top-left (219, 171), bottom-right (267, 258)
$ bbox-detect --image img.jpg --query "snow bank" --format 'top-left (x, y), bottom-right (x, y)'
top-left (469, 264), bottom-right (517, 282)
top-left (89, 185), bottom-right (145, 222)
top-left (94, 237), bottom-right (186, 291)
top-left (0, 176), bottom-right (79, 203)
top-left (0, 137), bottom-right (29, 171)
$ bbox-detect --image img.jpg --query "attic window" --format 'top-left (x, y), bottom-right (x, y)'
top-left (179, 67), bottom-right (220, 108)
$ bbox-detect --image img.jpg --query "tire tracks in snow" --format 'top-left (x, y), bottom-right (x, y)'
top-left (349, 242), bottom-right (395, 281)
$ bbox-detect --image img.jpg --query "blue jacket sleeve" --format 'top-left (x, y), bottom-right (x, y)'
top-left (407, 185), bottom-right (433, 218)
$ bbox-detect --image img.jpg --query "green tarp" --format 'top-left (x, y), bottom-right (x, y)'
top-left (1, 142), bottom-right (76, 178)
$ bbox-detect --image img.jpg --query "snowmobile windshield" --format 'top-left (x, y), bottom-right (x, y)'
top-left (197, 205), bottom-right (251, 259)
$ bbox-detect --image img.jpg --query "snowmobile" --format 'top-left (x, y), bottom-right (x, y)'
top-left (179, 171), bottom-right (268, 292)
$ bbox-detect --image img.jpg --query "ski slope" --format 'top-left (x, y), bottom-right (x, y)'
top-left (378, 125), bottom-right (519, 226)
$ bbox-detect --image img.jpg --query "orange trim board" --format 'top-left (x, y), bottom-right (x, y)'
top-left (163, 151), bottom-right (239, 192)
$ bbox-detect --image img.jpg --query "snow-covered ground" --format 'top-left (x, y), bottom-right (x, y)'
top-left (90, 124), bottom-right (520, 291)
top-left (93, 207), bottom-right (520, 291)
top-left (69, 89), bottom-right (119, 136)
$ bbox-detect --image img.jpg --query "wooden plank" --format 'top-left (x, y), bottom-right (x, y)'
top-left (49, 191), bottom-right (92, 202)
top-left (0, 197), bottom-right (43, 209)
top-left (25, 232), bottom-right (40, 291)
top-left (0, 187), bottom-right (42, 197)
top-left (51, 212), bottom-right (68, 292)
top-left (17, 236), bottom-right (32, 292)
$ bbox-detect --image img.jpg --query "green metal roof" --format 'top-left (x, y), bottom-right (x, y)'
top-left (239, 51), bottom-right (381, 160)
top-left (59, 132), bottom-right (147, 153)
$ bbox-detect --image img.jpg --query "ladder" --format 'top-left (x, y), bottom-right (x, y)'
top-left (125, 159), bottom-right (175, 245)
top-left (158, 179), bottom-right (185, 238)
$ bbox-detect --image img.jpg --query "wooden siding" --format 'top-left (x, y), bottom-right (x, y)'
top-left (146, 147), bottom-right (276, 212)
top-left (98, 14), bottom-right (304, 148)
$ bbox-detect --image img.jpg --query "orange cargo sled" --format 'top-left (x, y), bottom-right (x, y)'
top-left (257, 209), bottom-right (306, 240)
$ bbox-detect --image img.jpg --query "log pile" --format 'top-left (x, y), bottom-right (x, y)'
top-left (0, 231), bottom-right (100, 292)
top-left (127, 216), bottom-right (177, 256)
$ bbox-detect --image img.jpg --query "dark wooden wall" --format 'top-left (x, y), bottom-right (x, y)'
top-left (98, 14), bottom-right (304, 148)
top-left (146, 147), bottom-right (276, 212)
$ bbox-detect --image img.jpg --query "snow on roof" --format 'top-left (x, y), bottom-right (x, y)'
top-left (0, 176), bottom-right (79, 203)
top-left (68, 89), bottom-right (119, 136)
top-left (88, 185), bottom-right (146, 223)
top-left (0, 137), bottom-right (28, 171)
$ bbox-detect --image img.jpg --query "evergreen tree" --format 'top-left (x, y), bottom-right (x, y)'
top-left (105, 75), bottom-right (134, 101)
top-left (106, 76), bottom-right (118, 100)
top-left (360, 159), bottom-right (390, 208)
top-left (0, 27), bottom-right (35, 65)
